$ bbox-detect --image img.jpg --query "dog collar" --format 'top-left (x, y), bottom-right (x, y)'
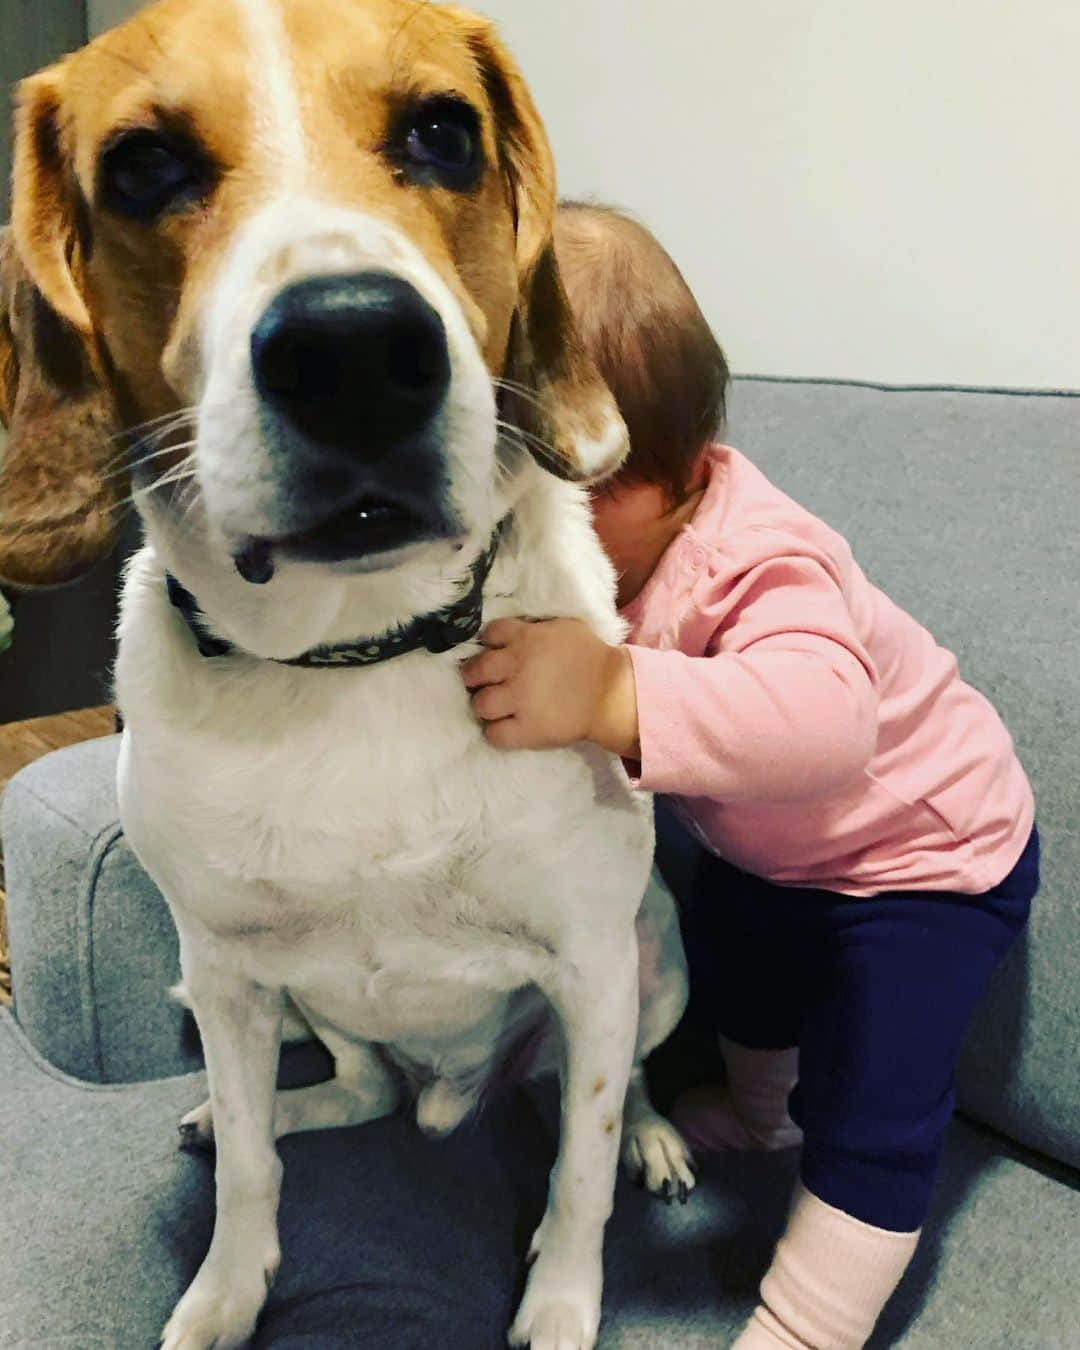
top-left (166, 526), bottom-right (505, 668)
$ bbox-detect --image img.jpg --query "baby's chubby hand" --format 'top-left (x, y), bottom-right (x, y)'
top-left (460, 617), bottom-right (639, 757)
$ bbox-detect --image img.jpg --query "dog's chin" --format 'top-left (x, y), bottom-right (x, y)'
top-left (293, 535), bottom-right (460, 577)
top-left (230, 495), bottom-right (463, 584)
top-left (281, 497), bottom-right (446, 563)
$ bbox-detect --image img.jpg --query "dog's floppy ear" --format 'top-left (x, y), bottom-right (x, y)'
top-left (466, 19), bottom-right (629, 484)
top-left (0, 70), bottom-right (122, 589)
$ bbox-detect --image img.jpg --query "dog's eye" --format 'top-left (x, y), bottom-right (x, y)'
top-left (101, 130), bottom-right (211, 220)
top-left (396, 98), bottom-right (482, 189)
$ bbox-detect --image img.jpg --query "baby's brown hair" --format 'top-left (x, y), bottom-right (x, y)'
top-left (554, 202), bottom-right (729, 503)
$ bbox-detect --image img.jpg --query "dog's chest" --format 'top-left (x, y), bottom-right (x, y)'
top-left (151, 660), bottom-right (492, 882)
top-left (120, 647), bottom-right (616, 931)
top-left (122, 707), bottom-right (564, 1048)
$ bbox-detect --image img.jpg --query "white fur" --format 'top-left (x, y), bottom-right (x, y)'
top-left (232, 0), bottom-right (306, 186)
top-left (575, 407), bottom-right (634, 483)
top-left (119, 28), bottom-right (693, 1350)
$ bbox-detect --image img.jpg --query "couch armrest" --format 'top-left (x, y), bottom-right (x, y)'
top-left (1, 736), bottom-right (202, 1083)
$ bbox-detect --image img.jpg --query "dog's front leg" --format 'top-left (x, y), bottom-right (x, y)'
top-left (510, 936), bottom-right (639, 1350)
top-left (162, 964), bottom-right (283, 1350)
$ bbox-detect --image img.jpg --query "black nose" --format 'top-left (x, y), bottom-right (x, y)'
top-left (251, 272), bottom-right (450, 453)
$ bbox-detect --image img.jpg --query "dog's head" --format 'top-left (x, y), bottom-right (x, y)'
top-left (0, 0), bottom-right (626, 592)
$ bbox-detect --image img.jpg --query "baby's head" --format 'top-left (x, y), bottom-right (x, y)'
top-left (554, 202), bottom-right (729, 509)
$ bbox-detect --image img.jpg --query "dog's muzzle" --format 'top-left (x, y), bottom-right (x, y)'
top-left (243, 271), bottom-right (455, 576)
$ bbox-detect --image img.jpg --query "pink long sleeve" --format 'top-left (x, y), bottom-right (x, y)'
top-left (618, 446), bottom-right (1033, 895)
top-left (628, 554), bottom-right (879, 802)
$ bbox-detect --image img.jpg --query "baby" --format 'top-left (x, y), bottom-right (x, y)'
top-left (462, 204), bottom-right (1039, 1349)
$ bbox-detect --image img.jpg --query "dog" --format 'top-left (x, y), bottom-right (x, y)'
top-left (0, 2), bottom-right (695, 1347)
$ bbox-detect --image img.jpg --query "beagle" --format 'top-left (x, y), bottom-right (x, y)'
top-left (0, 2), bottom-right (694, 1347)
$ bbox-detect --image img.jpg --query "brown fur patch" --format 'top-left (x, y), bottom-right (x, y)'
top-left (0, 228), bottom-right (121, 588)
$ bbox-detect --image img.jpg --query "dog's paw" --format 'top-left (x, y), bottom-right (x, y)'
top-left (622, 1113), bottom-right (696, 1204)
top-left (509, 1298), bottom-right (597, 1350)
top-left (159, 1250), bottom-right (276, 1350)
top-left (509, 1237), bottom-right (601, 1350)
top-left (416, 1077), bottom-right (473, 1138)
top-left (178, 1100), bottom-right (215, 1151)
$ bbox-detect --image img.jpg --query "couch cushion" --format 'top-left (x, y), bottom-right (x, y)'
top-left (727, 377), bottom-right (1080, 1168)
top-left (2, 735), bottom-right (200, 1083)
top-left (2, 1008), bottom-right (1077, 1349)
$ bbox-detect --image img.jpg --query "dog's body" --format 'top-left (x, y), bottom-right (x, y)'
top-left (117, 400), bottom-right (694, 1350)
top-left (119, 451), bottom-right (690, 1124)
top-left (117, 473), bottom-right (686, 1152)
top-left (1, 1), bottom-right (693, 1346)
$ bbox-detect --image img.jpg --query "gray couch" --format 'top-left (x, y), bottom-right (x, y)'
top-left (2, 376), bottom-right (1077, 1349)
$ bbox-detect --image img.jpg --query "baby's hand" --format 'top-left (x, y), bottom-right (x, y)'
top-left (461, 617), bottom-right (639, 756)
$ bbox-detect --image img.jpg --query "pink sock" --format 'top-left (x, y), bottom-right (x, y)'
top-left (732, 1184), bottom-right (921, 1349)
top-left (671, 1036), bottom-right (803, 1154)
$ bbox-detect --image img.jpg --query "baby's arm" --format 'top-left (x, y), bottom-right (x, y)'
top-left (628, 553), bottom-right (878, 800)
top-left (461, 552), bottom-right (877, 802)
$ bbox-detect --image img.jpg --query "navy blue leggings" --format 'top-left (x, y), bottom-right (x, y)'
top-left (678, 826), bottom-right (1039, 1232)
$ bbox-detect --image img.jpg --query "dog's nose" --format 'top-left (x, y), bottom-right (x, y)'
top-left (251, 273), bottom-right (450, 452)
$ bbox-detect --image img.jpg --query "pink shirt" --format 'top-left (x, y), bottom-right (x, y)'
top-left (623, 446), bottom-right (1034, 896)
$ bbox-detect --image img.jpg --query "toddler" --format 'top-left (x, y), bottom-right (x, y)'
top-left (461, 204), bottom-right (1038, 1349)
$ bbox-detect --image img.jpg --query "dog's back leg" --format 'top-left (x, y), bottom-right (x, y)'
top-left (621, 867), bottom-right (697, 1202)
top-left (181, 1030), bottom-right (399, 1147)
top-left (621, 1067), bottom-right (696, 1202)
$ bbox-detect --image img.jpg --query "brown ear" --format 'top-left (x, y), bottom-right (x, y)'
top-left (0, 71), bottom-right (122, 589)
top-left (466, 20), bottom-right (628, 484)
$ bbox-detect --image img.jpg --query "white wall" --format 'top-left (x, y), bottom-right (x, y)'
top-left (89, 0), bottom-right (1080, 387)
top-left (479, 0), bottom-right (1080, 388)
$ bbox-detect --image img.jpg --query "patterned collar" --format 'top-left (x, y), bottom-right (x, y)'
top-left (166, 525), bottom-right (505, 669)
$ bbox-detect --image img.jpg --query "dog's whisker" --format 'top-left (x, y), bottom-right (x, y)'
top-left (110, 446), bottom-right (198, 511)
top-left (495, 417), bottom-right (546, 445)
top-left (137, 455), bottom-right (199, 491)
top-left (110, 478), bottom-right (196, 516)
top-left (125, 407), bottom-right (198, 435)
top-left (136, 471), bottom-right (198, 499)
top-left (102, 427), bottom-right (178, 473)
top-left (495, 420), bottom-right (566, 471)
top-left (492, 437), bottom-right (527, 478)
top-left (492, 378), bottom-right (548, 416)
top-left (134, 439), bottom-right (198, 468)
top-left (491, 379), bottom-right (545, 410)
top-left (128, 425), bottom-right (196, 456)
top-left (492, 376), bottom-right (540, 397)
top-left (129, 410), bottom-right (198, 442)
top-left (101, 410), bottom-right (198, 471)
top-left (495, 425), bottom-right (536, 460)
top-left (178, 485), bottom-right (205, 535)
top-left (111, 480), bottom-right (197, 518)
top-left (101, 441), bottom-right (193, 482)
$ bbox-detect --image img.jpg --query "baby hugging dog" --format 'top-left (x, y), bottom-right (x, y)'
top-left (0, 2), bottom-right (1037, 1349)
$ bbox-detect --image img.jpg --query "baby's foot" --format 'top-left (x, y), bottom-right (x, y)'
top-left (671, 1082), bottom-right (803, 1154)
top-left (672, 1041), bottom-right (803, 1155)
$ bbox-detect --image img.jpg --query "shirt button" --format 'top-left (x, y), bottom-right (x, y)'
top-left (690, 547), bottom-right (706, 569)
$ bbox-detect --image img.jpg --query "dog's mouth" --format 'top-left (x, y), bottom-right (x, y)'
top-left (233, 494), bottom-right (447, 584)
